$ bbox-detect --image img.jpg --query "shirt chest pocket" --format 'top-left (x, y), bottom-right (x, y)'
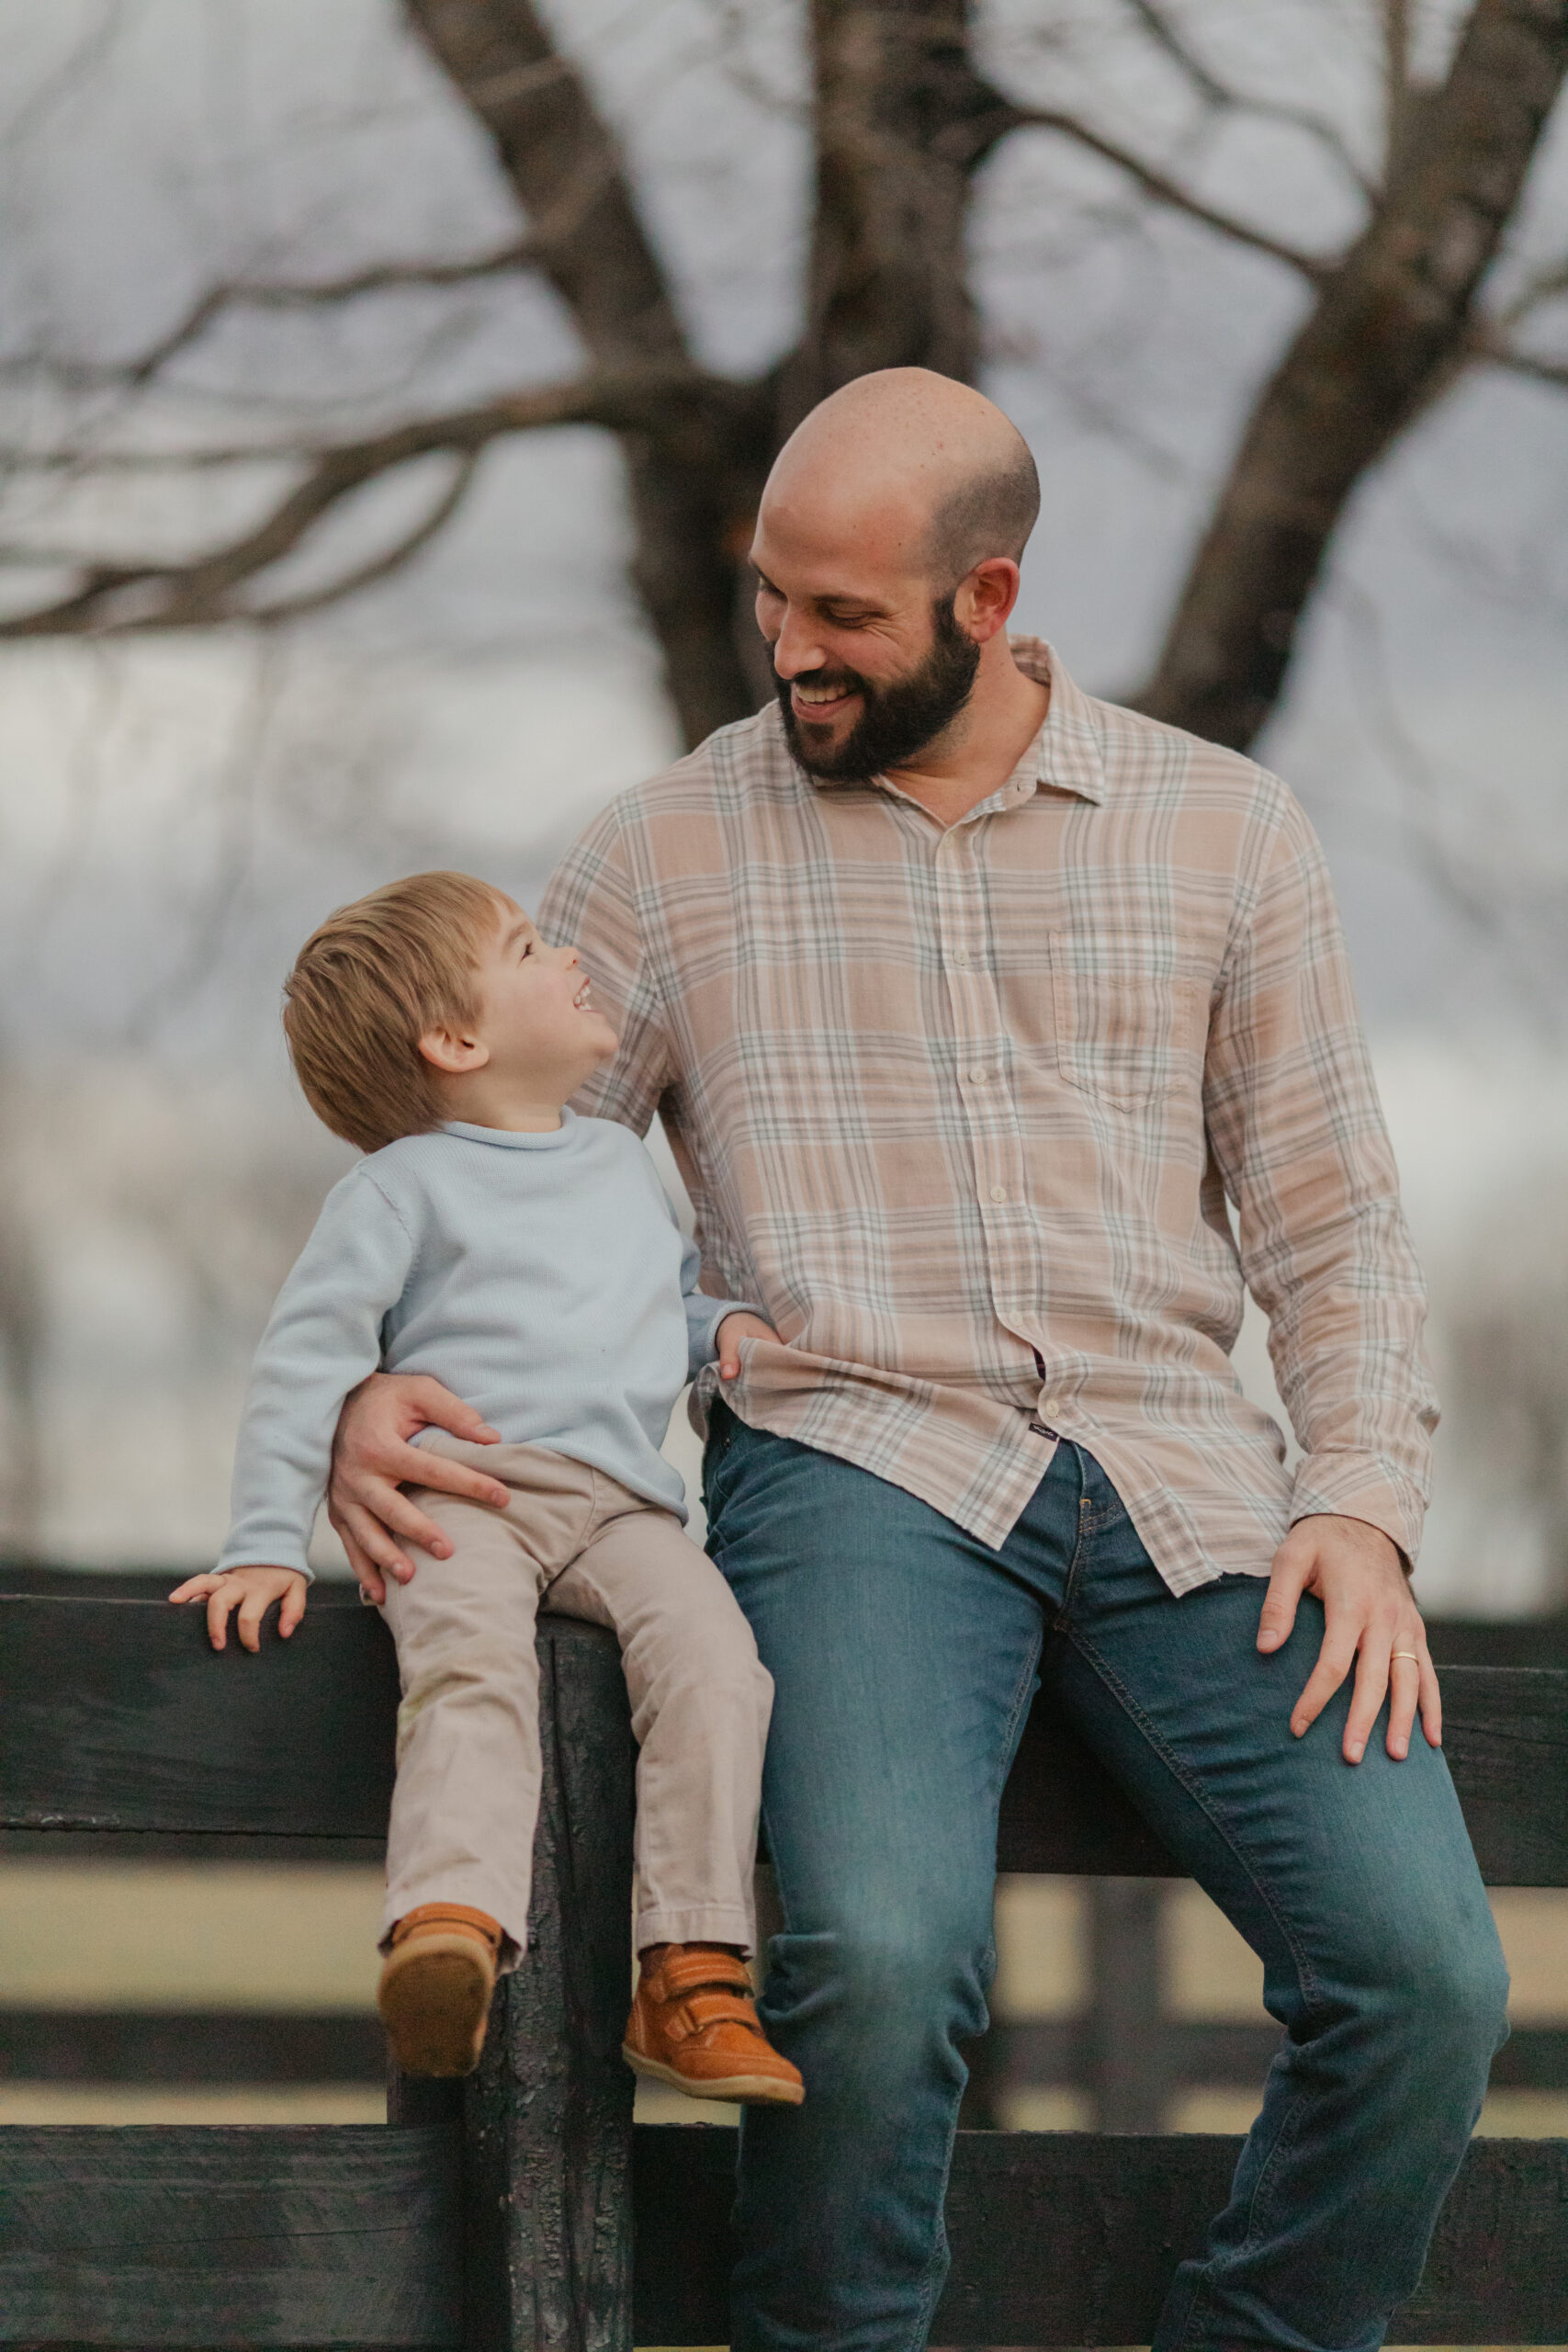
top-left (1046, 930), bottom-right (1208, 1109)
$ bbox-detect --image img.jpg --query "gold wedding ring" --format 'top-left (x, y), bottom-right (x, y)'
top-left (1390, 1651), bottom-right (1421, 1663)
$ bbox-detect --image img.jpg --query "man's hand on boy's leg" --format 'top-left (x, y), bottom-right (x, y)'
top-left (170, 1565), bottom-right (308, 1653)
top-left (716, 1312), bottom-right (781, 1382)
top-left (328, 1371), bottom-right (508, 1603)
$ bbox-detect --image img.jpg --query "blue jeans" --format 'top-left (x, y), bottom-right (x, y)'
top-left (702, 1405), bottom-right (1508, 2352)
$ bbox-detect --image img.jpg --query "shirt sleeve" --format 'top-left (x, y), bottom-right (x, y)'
top-left (217, 1170), bottom-right (418, 1581)
top-left (1202, 787), bottom-right (1438, 1566)
top-left (673, 1211), bottom-right (760, 1381)
top-left (537, 797), bottom-right (671, 1136)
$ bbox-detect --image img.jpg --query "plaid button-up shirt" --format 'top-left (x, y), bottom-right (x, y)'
top-left (539, 639), bottom-right (1436, 1593)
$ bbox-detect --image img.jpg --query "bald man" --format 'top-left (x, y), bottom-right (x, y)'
top-left (330, 371), bottom-right (1506, 2352)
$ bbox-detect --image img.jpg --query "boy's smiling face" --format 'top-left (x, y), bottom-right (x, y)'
top-left (418, 893), bottom-right (619, 1131)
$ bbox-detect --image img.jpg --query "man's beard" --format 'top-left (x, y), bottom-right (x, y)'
top-left (775, 594), bottom-right (982, 783)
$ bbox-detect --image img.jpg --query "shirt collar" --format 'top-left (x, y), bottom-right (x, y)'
top-left (1008, 637), bottom-right (1106, 807)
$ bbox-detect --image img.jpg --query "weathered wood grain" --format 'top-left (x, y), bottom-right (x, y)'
top-left (0, 2123), bottom-right (460, 2345)
top-left (633, 2124), bottom-right (1568, 2346)
top-left (459, 1622), bottom-right (637, 2352)
top-left (0, 2008), bottom-right (385, 2085)
top-left (6, 1589), bottom-right (1564, 1884)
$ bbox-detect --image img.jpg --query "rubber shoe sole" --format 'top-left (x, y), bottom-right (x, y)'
top-left (379, 1939), bottom-right (493, 2077)
top-left (623, 2040), bottom-right (806, 2106)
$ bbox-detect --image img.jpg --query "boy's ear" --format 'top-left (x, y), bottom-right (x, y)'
top-left (418, 1023), bottom-right (490, 1076)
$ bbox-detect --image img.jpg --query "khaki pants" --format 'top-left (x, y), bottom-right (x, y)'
top-left (377, 1436), bottom-right (773, 1967)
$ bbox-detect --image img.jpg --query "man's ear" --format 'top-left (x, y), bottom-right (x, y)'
top-left (417, 1023), bottom-right (490, 1075)
top-left (958, 558), bottom-right (1021, 643)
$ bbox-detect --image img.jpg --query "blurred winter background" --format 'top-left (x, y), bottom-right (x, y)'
top-left (2, 0), bottom-right (1565, 2141)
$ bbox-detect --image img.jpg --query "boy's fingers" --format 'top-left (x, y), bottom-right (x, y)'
top-left (279, 1580), bottom-right (307, 1637)
top-left (206, 1581), bottom-right (241, 1651)
top-left (169, 1574), bottom-right (218, 1603)
top-left (238, 1589), bottom-right (270, 1654)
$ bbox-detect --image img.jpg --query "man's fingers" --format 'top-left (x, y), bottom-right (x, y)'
top-left (1257, 1544), bottom-right (1311, 1654)
top-left (1290, 1631), bottom-right (1359, 1737)
top-left (1385, 1650), bottom-right (1422, 1761)
top-left (1343, 1626), bottom-right (1396, 1763)
top-left (404, 1376), bottom-right (501, 1445)
top-left (330, 1511), bottom-right (387, 1605)
top-left (389, 1452), bottom-right (511, 1514)
top-left (205, 1581), bottom-right (242, 1652)
top-left (1419, 1651), bottom-right (1443, 1749)
top-left (333, 1497), bottom-right (420, 1587)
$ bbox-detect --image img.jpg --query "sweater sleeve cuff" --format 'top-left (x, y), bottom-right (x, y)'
top-left (213, 1548), bottom-right (315, 1586)
top-left (686, 1295), bottom-right (764, 1374)
top-left (1287, 1453), bottom-right (1427, 1572)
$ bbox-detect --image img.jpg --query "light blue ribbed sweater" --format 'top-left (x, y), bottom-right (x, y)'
top-left (219, 1112), bottom-right (751, 1578)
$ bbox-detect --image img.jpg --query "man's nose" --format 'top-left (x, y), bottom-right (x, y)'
top-left (772, 608), bottom-right (829, 681)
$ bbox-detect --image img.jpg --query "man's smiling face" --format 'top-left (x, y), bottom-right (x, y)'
top-left (750, 496), bottom-right (980, 785)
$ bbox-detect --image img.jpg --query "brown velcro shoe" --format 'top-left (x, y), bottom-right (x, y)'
top-left (624, 1943), bottom-right (804, 2106)
top-left (378, 1903), bottom-right (502, 2078)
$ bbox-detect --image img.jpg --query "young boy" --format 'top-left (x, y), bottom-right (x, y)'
top-left (172, 870), bottom-right (801, 2101)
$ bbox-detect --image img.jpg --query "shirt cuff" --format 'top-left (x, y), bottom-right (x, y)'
top-left (1287, 1453), bottom-right (1427, 1572)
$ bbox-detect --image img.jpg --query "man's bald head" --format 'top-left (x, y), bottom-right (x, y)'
top-left (764, 368), bottom-right (1039, 589)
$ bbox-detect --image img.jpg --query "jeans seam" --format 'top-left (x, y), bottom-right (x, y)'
top-left (1063, 1622), bottom-right (1324, 2015)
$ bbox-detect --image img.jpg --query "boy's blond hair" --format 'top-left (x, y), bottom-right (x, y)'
top-left (283, 871), bottom-right (504, 1154)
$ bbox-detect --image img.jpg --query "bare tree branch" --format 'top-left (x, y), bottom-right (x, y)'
top-left (973, 100), bottom-right (1330, 280)
top-left (404, 0), bottom-right (761, 744)
top-left (1122, 0), bottom-right (1377, 198)
top-left (245, 447), bottom-right (482, 624)
top-left (120, 236), bottom-right (547, 385)
top-left (0, 365), bottom-right (735, 639)
top-left (1135, 0), bottom-right (1568, 750)
top-left (1482, 336), bottom-right (1568, 388)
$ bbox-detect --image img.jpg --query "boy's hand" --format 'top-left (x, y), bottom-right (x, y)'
top-left (716, 1312), bottom-right (781, 1381)
top-left (171, 1566), bottom-right (308, 1653)
top-left (328, 1371), bottom-right (506, 1604)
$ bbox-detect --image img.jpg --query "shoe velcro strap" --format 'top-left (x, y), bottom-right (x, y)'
top-left (391, 1904), bottom-right (502, 1950)
top-left (656, 1949), bottom-right (752, 1997)
top-left (674, 1990), bottom-right (765, 2042)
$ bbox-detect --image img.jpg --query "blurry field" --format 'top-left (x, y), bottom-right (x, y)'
top-left (2, 1860), bottom-right (1563, 2134)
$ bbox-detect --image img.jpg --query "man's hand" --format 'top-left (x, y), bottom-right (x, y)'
top-left (327, 1372), bottom-right (507, 1605)
top-left (716, 1311), bottom-right (781, 1380)
top-left (171, 1565), bottom-right (307, 1653)
top-left (1258, 1513), bottom-right (1440, 1765)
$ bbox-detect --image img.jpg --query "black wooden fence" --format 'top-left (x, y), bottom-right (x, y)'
top-left (2, 1573), bottom-right (1566, 2346)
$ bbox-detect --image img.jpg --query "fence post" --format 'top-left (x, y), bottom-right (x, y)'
top-left (457, 1618), bottom-right (638, 2352)
top-left (1086, 1879), bottom-right (1169, 2132)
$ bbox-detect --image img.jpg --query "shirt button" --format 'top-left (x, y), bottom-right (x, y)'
top-left (969, 1066), bottom-right (988, 1084)
top-left (1043, 1395), bottom-right (1066, 1419)
top-left (952, 948), bottom-right (970, 968)
top-left (989, 1183), bottom-right (1008, 1204)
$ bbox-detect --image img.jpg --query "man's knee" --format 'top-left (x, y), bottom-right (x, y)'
top-left (1365, 1905), bottom-right (1509, 2076)
top-left (770, 1891), bottom-right (993, 2039)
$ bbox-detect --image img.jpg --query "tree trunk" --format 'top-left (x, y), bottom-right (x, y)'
top-left (1135, 0), bottom-right (1568, 751)
top-left (405, 0), bottom-right (761, 745)
top-left (779, 0), bottom-right (998, 432)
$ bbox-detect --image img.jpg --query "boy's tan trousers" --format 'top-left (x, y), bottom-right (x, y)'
top-left (377, 1435), bottom-right (773, 1967)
